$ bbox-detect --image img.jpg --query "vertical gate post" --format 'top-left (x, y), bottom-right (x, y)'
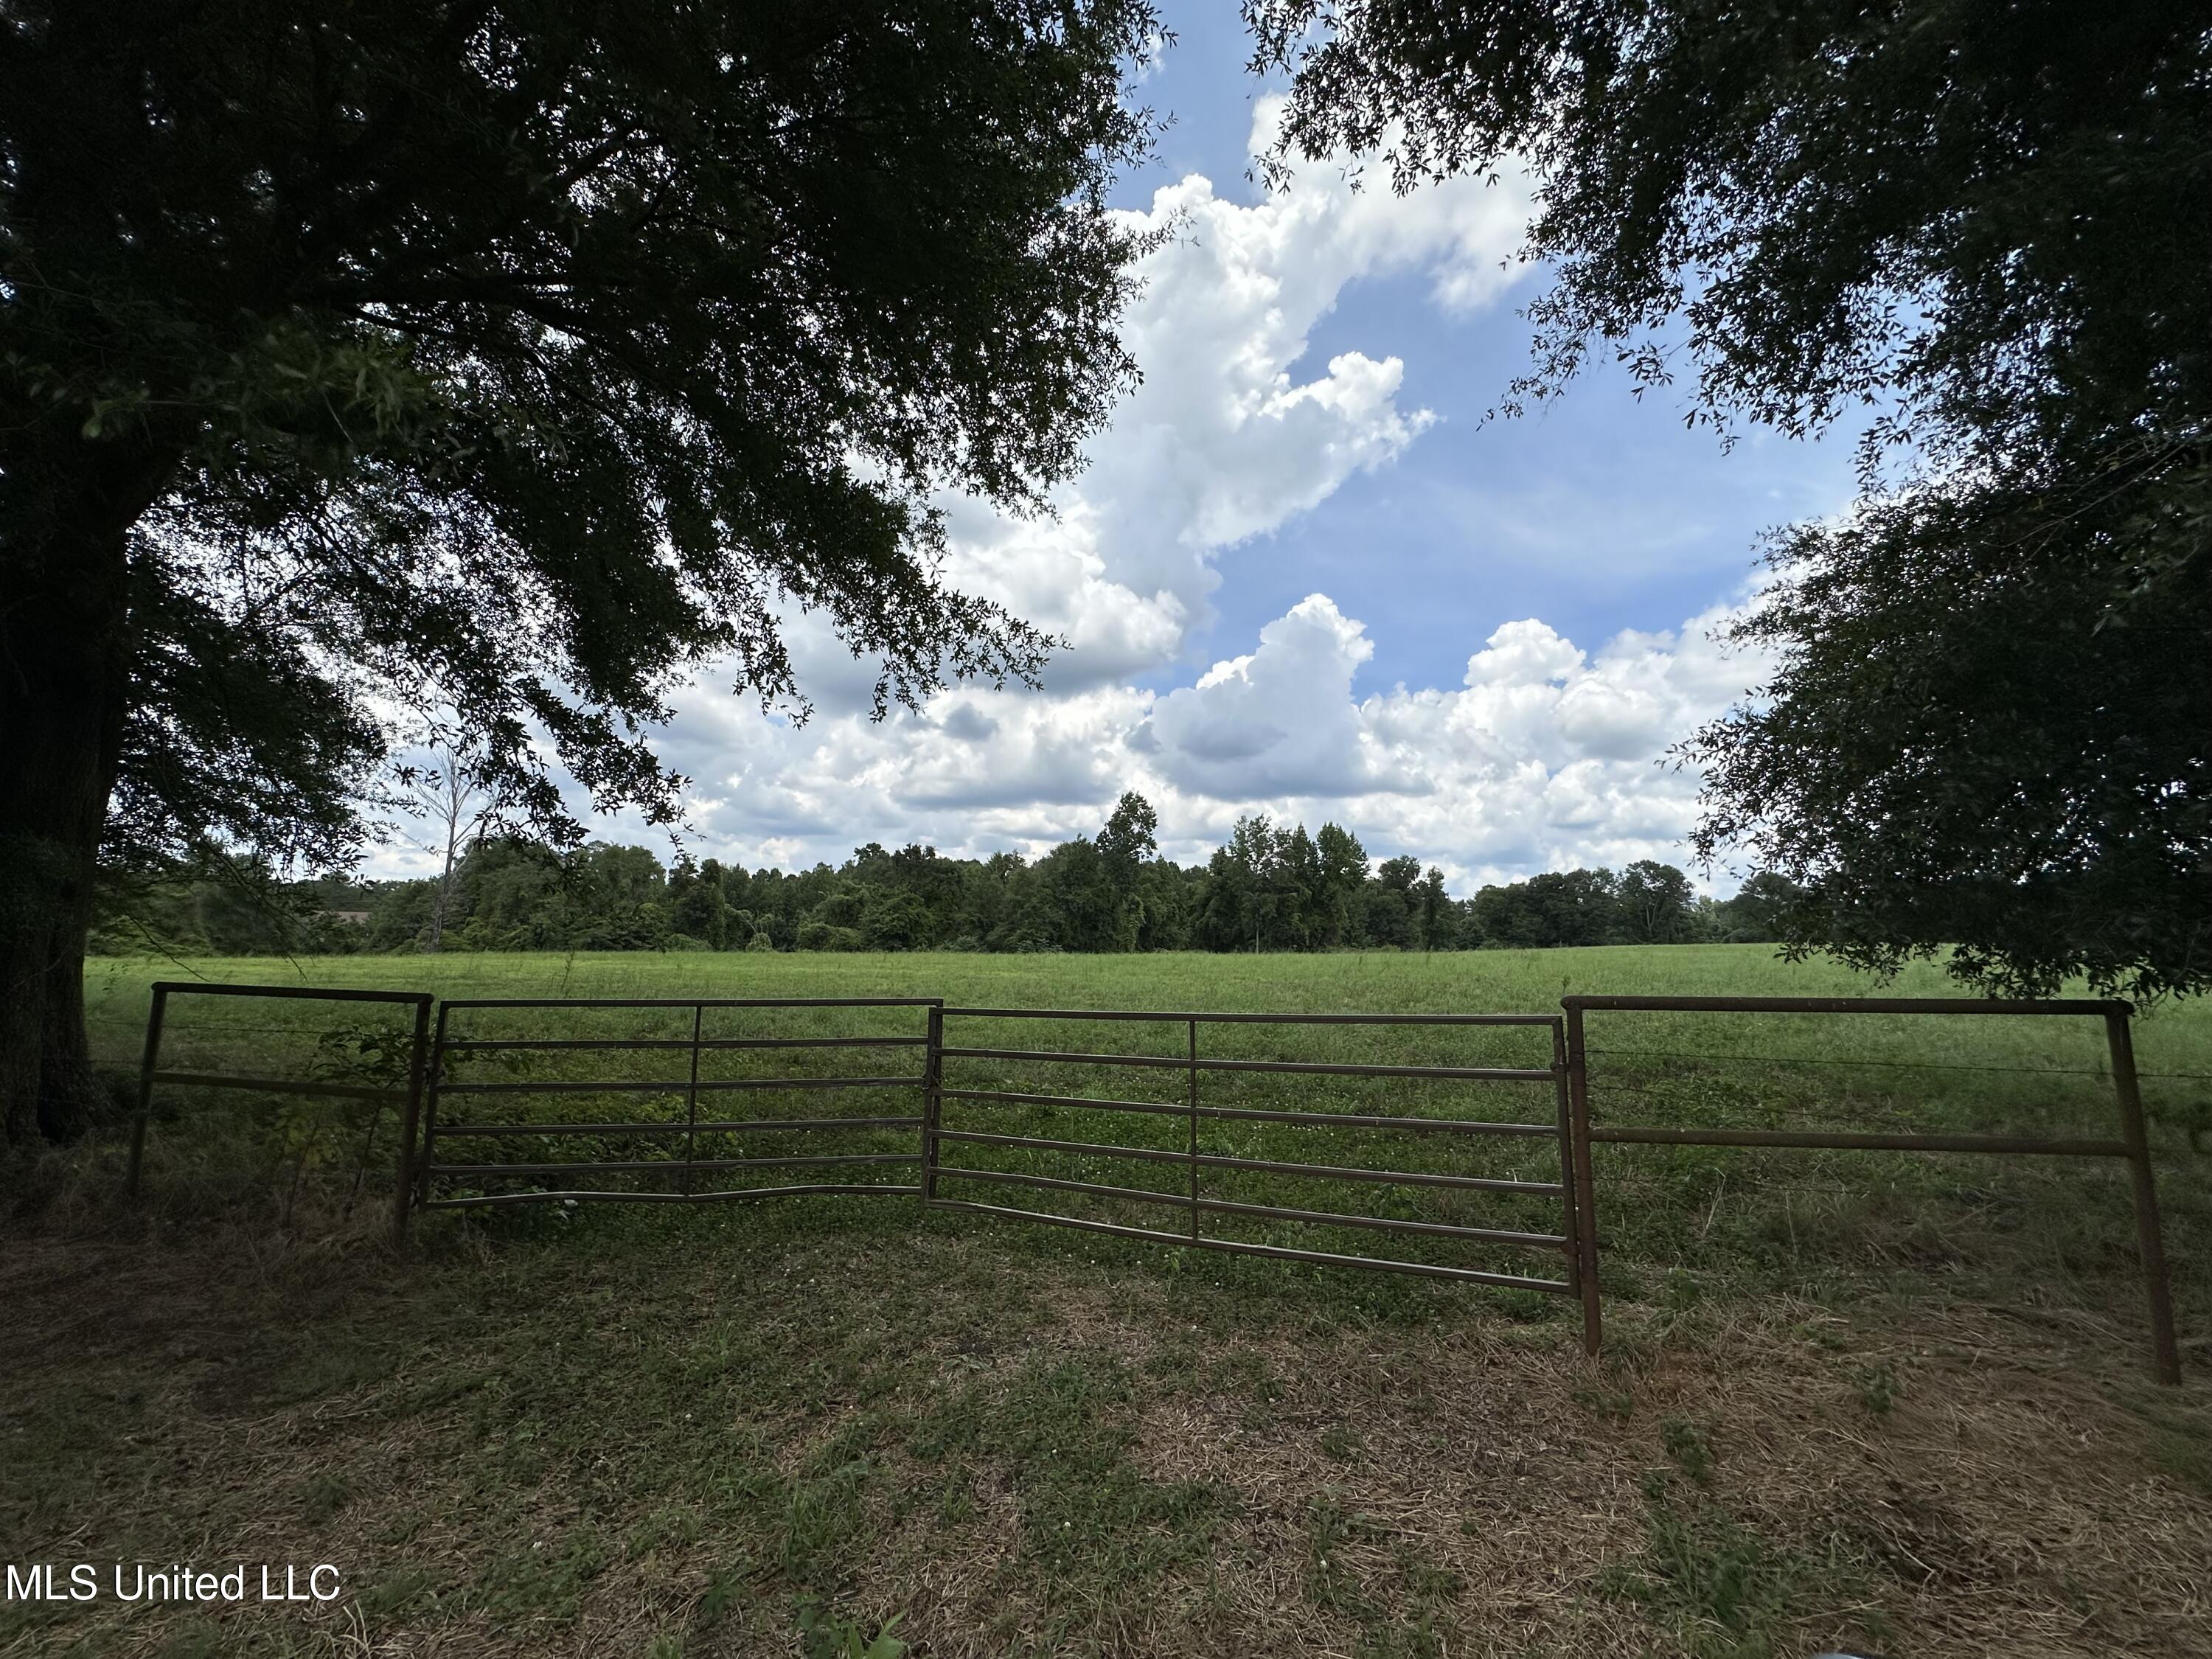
top-left (1186, 1018), bottom-right (1200, 1242)
top-left (2106, 1006), bottom-right (2183, 1385)
top-left (1562, 1003), bottom-right (1604, 1356)
top-left (128, 984), bottom-right (171, 1199)
top-left (415, 999), bottom-right (451, 1213)
top-left (681, 1002), bottom-right (706, 1195)
top-left (1550, 1015), bottom-right (1600, 1357)
top-left (392, 996), bottom-right (434, 1244)
top-left (922, 1002), bottom-right (944, 1204)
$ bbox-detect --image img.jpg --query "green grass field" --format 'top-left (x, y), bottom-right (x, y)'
top-left (77, 945), bottom-right (2212, 1314)
top-left (6, 946), bottom-right (2209, 1658)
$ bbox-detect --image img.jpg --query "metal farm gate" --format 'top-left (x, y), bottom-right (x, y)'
top-left (414, 997), bottom-right (942, 1211)
top-left (127, 984), bottom-right (2186, 1384)
top-left (127, 981), bottom-right (434, 1225)
top-left (925, 1006), bottom-right (1596, 1344)
top-left (402, 996), bottom-right (1601, 1348)
top-left (1562, 994), bottom-right (2183, 1385)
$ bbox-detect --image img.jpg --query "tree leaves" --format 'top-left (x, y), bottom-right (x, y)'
top-left (1250, 1), bottom-right (2212, 997)
top-left (1, 1), bottom-right (1166, 873)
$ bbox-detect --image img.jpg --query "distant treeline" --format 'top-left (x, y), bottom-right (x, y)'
top-left (99, 794), bottom-right (1801, 957)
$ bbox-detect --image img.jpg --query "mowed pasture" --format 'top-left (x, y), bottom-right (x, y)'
top-left (6, 946), bottom-right (2211, 1658)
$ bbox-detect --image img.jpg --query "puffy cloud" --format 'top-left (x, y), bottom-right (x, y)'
top-left (1343, 602), bottom-right (1773, 886)
top-left (1463, 619), bottom-right (1585, 689)
top-left (625, 588), bottom-right (1767, 889)
top-left (377, 106), bottom-right (1763, 891)
top-left (929, 97), bottom-right (1535, 680)
top-left (1141, 594), bottom-right (1419, 799)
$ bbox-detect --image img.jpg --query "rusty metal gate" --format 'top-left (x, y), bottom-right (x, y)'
top-left (396, 996), bottom-right (1600, 1346)
top-left (925, 1006), bottom-right (1599, 1347)
top-left (126, 981), bottom-right (434, 1234)
top-left (413, 996), bottom-right (942, 1214)
top-left (128, 985), bottom-right (2185, 1385)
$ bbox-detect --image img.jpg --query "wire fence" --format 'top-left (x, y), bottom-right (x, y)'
top-left (1562, 995), bottom-right (2180, 1384)
top-left (125, 984), bottom-right (2188, 1385)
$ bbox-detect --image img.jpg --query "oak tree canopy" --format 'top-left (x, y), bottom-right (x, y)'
top-left (1248, 0), bottom-right (2212, 999)
top-left (0, 1), bottom-right (1164, 1141)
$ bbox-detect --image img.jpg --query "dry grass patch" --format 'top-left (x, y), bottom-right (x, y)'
top-left (1, 1212), bottom-right (2205, 1659)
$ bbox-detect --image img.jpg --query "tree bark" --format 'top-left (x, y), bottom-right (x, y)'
top-left (1, 442), bottom-right (167, 1147)
top-left (425, 801), bottom-right (459, 954)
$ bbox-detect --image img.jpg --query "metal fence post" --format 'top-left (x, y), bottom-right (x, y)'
top-left (681, 1002), bottom-right (706, 1195)
top-left (1186, 1018), bottom-right (1200, 1242)
top-left (128, 984), bottom-right (170, 1199)
top-left (416, 999), bottom-right (451, 1212)
top-left (2106, 1006), bottom-right (2183, 1385)
top-left (125, 982), bottom-right (436, 1211)
top-left (1549, 1015), bottom-right (1599, 1356)
top-left (391, 996), bottom-right (433, 1244)
top-left (1563, 1003), bottom-right (1604, 1357)
top-left (922, 1002), bottom-right (944, 1204)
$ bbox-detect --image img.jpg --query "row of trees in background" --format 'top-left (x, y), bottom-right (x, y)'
top-left (102, 793), bottom-right (1801, 958)
top-left (17, 4), bottom-right (2203, 1138)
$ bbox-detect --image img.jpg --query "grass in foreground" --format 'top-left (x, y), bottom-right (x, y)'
top-left (3, 1200), bottom-right (2209, 1659)
top-left (3, 947), bottom-right (2207, 1655)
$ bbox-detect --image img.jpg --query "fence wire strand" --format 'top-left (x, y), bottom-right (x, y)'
top-left (1584, 1046), bottom-right (2114, 1076)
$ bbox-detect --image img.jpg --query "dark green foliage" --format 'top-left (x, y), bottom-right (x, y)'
top-left (669, 858), bottom-right (730, 951)
top-left (1708, 874), bottom-right (1806, 947)
top-left (1194, 817), bottom-right (1473, 953)
top-left (1684, 487), bottom-right (2212, 999)
top-left (101, 792), bottom-right (1750, 956)
top-left (7, 0), bottom-right (1165, 862)
top-left (1, 0), bottom-right (1165, 1141)
top-left (1470, 869), bottom-right (1618, 950)
top-left (91, 856), bottom-right (378, 958)
top-left (1248, 1), bottom-right (2212, 1001)
top-left (1364, 855), bottom-right (1425, 952)
top-left (1095, 790), bottom-right (1159, 950)
top-left (1617, 860), bottom-right (1697, 945)
top-left (1252, 1), bottom-right (2211, 445)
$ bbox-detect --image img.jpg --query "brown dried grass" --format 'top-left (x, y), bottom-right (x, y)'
top-left (1, 1226), bottom-right (2205, 1659)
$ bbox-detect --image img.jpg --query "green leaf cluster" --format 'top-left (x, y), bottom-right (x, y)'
top-left (1250, 1), bottom-right (2212, 998)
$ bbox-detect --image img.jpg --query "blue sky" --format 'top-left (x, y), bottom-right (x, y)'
top-left (1119, 9), bottom-right (1858, 698)
top-left (389, 9), bottom-right (1865, 894)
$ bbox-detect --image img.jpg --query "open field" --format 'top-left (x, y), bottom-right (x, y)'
top-left (74, 940), bottom-right (2212, 1043)
top-left (73, 945), bottom-right (2212, 1316)
top-left (6, 946), bottom-right (2210, 1657)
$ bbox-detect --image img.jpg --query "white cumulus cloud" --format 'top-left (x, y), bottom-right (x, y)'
top-left (1140, 594), bottom-right (1420, 800)
top-left (640, 588), bottom-right (1768, 889)
top-left (381, 105), bottom-right (1767, 891)
top-left (929, 97), bottom-right (1537, 685)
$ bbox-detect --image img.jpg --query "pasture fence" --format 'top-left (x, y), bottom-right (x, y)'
top-left (416, 996), bottom-right (938, 1215)
top-left (127, 981), bottom-right (433, 1234)
top-left (125, 983), bottom-right (2184, 1383)
top-left (926, 1006), bottom-right (1596, 1345)
top-left (1563, 995), bottom-right (2181, 1385)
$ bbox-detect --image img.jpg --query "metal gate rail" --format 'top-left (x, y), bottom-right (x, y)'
top-left (126, 987), bottom-right (2189, 1385)
top-left (413, 997), bottom-right (940, 1215)
top-left (124, 981), bottom-right (434, 1240)
top-left (927, 1006), bottom-right (1600, 1348)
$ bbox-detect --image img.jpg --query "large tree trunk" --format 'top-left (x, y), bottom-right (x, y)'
top-left (1, 444), bottom-right (167, 1147)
